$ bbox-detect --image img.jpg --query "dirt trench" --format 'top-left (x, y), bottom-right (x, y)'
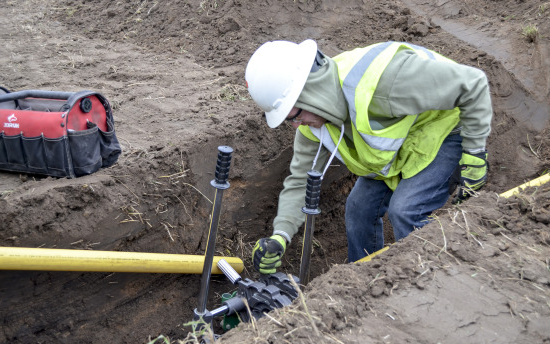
top-left (0, 0), bottom-right (549, 343)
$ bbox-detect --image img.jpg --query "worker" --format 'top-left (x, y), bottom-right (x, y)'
top-left (246, 39), bottom-right (492, 273)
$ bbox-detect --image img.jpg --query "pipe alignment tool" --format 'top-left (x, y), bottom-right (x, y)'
top-left (193, 146), bottom-right (233, 327)
top-left (299, 170), bottom-right (322, 287)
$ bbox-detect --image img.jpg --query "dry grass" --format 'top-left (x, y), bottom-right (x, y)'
top-left (147, 318), bottom-right (218, 344)
top-left (522, 23), bottom-right (539, 42)
top-left (215, 84), bottom-right (251, 102)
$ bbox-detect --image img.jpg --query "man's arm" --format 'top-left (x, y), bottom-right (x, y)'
top-left (375, 50), bottom-right (493, 152)
top-left (273, 130), bottom-right (328, 243)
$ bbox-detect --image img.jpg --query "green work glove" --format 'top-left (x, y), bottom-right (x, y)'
top-left (452, 151), bottom-right (489, 203)
top-left (252, 235), bottom-right (287, 274)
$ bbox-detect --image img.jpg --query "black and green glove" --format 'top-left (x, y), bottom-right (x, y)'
top-left (451, 151), bottom-right (489, 203)
top-left (252, 234), bottom-right (287, 274)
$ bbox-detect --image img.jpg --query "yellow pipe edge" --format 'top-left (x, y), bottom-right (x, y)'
top-left (355, 246), bottom-right (390, 263)
top-left (0, 247), bottom-right (244, 274)
top-left (500, 173), bottom-right (550, 199)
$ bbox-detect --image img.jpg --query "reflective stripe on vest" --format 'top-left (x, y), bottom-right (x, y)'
top-left (341, 42), bottom-right (441, 156)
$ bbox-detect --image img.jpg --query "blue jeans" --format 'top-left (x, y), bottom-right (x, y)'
top-left (345, 134), bottom-right (462, 262)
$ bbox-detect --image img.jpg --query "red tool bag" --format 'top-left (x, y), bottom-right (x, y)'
top-left (0, 87), bottom-right (121, 178)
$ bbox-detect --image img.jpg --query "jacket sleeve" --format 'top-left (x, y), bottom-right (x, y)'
top-left (375, 50), bottom-right (493, 153)
top-left (272, 130), bottom-right (328, 243)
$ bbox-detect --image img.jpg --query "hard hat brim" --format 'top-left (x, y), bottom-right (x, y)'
top-left (265, 39), bottom-right (318, 128)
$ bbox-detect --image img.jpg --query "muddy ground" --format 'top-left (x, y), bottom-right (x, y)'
top-left (0, 0), bottom-right (549, 343)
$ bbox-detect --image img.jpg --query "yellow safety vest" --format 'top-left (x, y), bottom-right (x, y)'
top-left (299, 42), bottom-right (461, 190)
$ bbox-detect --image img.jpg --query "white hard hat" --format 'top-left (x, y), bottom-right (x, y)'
top-left (245, 39), bottom-right (318, 128)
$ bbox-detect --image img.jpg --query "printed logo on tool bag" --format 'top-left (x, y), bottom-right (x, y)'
top-left (4, 113), bottom-right (19, 128)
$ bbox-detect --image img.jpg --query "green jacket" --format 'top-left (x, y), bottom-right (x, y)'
top-left (273, 43), bottom-right (493, 243)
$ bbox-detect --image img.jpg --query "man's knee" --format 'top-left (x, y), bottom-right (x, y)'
top-left (387, 195), bottom-right (412, 219)
top-left (387, 199), bottom-right (422, 240)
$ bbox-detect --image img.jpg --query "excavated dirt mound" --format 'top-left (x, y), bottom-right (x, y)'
top-left (220, 189), bottom-right (550, 344)
top-left (0, 0), bottom-right (549, 343)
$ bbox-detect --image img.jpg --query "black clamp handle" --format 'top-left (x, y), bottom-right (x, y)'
top-left (211, 146), bottom-right (233, 189)
top-left (302, 170), bottom-right (322, 215)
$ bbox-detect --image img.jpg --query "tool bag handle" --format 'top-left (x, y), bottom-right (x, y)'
top-left (0, 90), bottom-right (82, 103)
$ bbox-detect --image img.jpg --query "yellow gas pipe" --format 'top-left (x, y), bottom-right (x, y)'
top-left (499, 173), bottom-right (550, 198)
top-left (0, 247), bottom-right (243, 274)
top-left (356, 246), bottom-right (389, 263)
